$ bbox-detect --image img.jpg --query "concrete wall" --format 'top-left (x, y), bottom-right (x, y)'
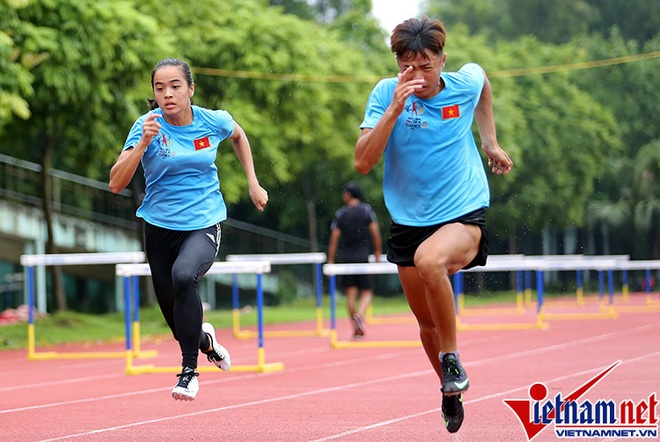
top-left (0, 199), bottom-right (143, 312)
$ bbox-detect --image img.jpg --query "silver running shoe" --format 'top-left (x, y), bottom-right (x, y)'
top-left (202, 322), bottom-right (231, 371)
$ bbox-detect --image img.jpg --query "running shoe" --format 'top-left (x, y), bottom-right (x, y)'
top-left (442, 392), bottom-right (465, 433)
top-left (440, 352), bottom-right (469, 395)
top-left (172, 366), bottom-right (199, 401)
top-left (352, 314), bottom-right (365, 339)
top-left (202, 322), bottom-right (231, 371)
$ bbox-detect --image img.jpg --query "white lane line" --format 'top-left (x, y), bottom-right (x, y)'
top-left (308, 351), bottom-right (660, 442)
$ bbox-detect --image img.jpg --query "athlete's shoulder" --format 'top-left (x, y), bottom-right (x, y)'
top-left (372, 77), bottom-right (397, 95)
top-left (335, 205), bottom-right (351, 217)
top-left (443, 63), bottom-right (485, 91)
top-left (192, 105), bottom-right (232, 121)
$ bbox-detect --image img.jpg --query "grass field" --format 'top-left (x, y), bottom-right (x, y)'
top-left (0, 290), bottom-right (523, 351)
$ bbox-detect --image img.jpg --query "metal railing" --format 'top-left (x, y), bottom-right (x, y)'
top-left (0, 153), bottom-right (311, 254)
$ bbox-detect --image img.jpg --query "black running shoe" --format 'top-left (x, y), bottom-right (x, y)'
top-left (440, 352), bottom-right (469, 395)
top-left (442, 393), bottom-right (464, 433)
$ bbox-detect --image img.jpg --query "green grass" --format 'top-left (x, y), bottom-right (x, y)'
top-left (0, 291), bottom-right (524, 351)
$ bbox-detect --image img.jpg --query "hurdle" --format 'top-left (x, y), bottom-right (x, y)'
top-left (455, 254), bottom-right (527, 317)
top-left (535, 258), bottom-right (621, 322)
top-left (524, 255), bottom-right (630, 308)
top-left (456, 257), bottom-right (548, 331)
top-left (20, 252), bottom-right (156, 361)
top-left (226, 252), bottom-right (329, 338)
top-left (363, 255), bottom-right (528, 325)
top-left (611, 260), bottom-right (660, 313)
top-left (518, 255), bottom-right (585, 308)
top-left (117, 261), bottom-right (285, 374)
top-left (324, 261), bottom-right (422, 348)
top-left (361, 254), bottom-right (415, 325)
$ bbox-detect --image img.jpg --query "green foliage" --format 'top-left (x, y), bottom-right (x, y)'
top-left (0, 0), bottom-right (658, 260)
top-left (0, 0), bottom-right (171, 178)
top-left (497, 37), bottom-right (620, 231)
top-left (588, 139), bottom-right (660, 256)
top-left (427, 0), bottom-right (660, 45)
top-left (0, 0), bottom-right (36, 126)
top-left (573, 30), bottom-right (660, 154)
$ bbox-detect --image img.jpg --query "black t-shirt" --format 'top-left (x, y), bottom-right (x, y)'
top-left (331, 203), bottom-right (377, 263)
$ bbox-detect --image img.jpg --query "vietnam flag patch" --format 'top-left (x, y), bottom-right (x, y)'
top-left (441, 105), bottom-right (460, 120)
top-left (194, 136), bottom-right (211, 150)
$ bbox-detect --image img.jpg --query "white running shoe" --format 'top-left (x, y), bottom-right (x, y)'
top-left (172, 367), bottom-right (199, 401)
top-left (202, 322), bottom-right (231, 371)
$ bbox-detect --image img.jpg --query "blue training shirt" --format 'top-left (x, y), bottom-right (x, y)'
top-left (360, 63), bottom-right (490, 226)
top-left (122, 105), bottom-right (234, 230)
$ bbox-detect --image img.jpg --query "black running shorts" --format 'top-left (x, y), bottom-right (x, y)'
top-left (386, 208), bottom-right (489, 269)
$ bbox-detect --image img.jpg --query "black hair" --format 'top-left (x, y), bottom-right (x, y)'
top-left (342, 181), bottom-right (363, 200)
top-left (390, 17), bottom-right (446, 61)
top-left (147, 58), bottom-right (194, 110)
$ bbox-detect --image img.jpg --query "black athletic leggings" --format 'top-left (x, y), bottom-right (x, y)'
top-left (144, 222), bottom-right (221, 369)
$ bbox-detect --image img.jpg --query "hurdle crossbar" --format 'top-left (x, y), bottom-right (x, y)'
top-left (20, 252), bottom-right (156, 361)
top-left (226, 253), bottom-right (329, 338)
top-left (456, 255), bottom-right (527, 317)
top-left (117, 261), bottom-right (284, 374)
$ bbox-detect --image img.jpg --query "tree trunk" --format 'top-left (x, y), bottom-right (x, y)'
top-left (305, 197), bottom-right (319, 252)
top-left (301, 175), bottom-right (318, 252)
top-left (40, 133), bottom-right (67, 311)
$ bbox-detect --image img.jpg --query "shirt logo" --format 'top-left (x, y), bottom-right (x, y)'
top-left (194, 136), bottom-right (211, 150)
top-left (158, 132), bottom-right (171, 159)
top-left (442, 104), bottom-right (460, 120)
top-left (404, 100), bottom-right (424, 129)
top-left (405, 101), bottom-right (424, 117)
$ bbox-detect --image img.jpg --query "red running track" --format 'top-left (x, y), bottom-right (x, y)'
top-left (1, 293), bottom-right (659, 441)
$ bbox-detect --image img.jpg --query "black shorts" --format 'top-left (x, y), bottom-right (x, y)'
top-left (386, 208), bottom-right (489, 269)
top-left (339, 273), bottom-right (374, 291)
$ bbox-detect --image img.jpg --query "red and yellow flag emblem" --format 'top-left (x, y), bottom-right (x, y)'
top-left (441, 105), bottom-right (460, 120)
top-left (193, 136), bottom-right (211, 150)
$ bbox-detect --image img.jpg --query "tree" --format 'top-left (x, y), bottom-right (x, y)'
top-left (2, 0), bottom-right (170, 310)
top-left (588, 140), bottom-right (660, 258)
top-left (134, 0), bottom-right (384, 251)
top-left (270, 0), bottom-right (368, 23)
top-left (425, 0), bottom-right (660, 45)
top-left (574, 31), bottom-right (660, 258)
top-left (0, 0), bottom-right (37, 131)
top-left (496, 38), bottom-right (621, 245)
top-left (573, 30), bottom-right (660, 156)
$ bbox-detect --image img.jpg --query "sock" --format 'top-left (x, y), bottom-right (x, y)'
top-left (201, 333), bottom-right (212, 354)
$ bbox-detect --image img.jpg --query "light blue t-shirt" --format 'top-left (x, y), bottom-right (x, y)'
top-left (122, 105), bottom-right (235, 230)
top-left (360, 63), bottom-right (490, 226)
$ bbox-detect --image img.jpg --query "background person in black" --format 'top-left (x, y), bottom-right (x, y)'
top-left (327, 182), bottom-right (382, 339)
